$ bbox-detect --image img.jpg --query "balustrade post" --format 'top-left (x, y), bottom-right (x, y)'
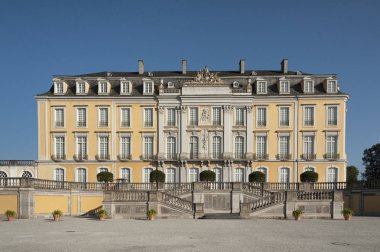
top-left (239, 202), bottom-right (251, 219)
top-left (332, 190), bottom-right (344, 219)
top-left (193, 203), bottom-right (204, 219)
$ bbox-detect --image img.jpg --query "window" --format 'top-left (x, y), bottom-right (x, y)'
top-left (304, 167), bottom-right (315, 172)
top-left (143, 136), bottom-right (154, 159)
top-left (279, 107), bottom-right (289, 127)
top-left (235, 168), bottom-right (244, 182)
top-left (189, 136), bottom-right (199, 159)
top-left (235, 108), bottom-right (245, 126)
top-left (98, 136), bottom-right (109, 160)
top-left (278, 136), bottom-right (290, 159)
top-left (327, 106), bottom-right (338, 126)
top-left (22, 171), bottom-right (32, 178)
top-left (167, 82), bottom-right (174, 88)
top-left (327, 167), bottom-right (338, 182)
top-left (143, 81), bottom-right (154, 94)
top-left (55, 168), bottom-right (64, 181)
top-left (121, 168), bottom-right (131, 183)
top-left (326, 136), bottom-right (338, 159)
top-left (212, 107), bottom-right (222, 126)
top-left (144, 108), bottom-right (153, 127)
top-left (54, 136), bottom-right (65, 159)
top-left (304, 80), bottom-right (314, 93)
top-left (257, 81), bottom-right (267, 94)
top-left (120, 108), bottom-right (131, 127)
top-left (327, 80), bottom-right (337, 93)
top-left (304, 107), bottom-right (314, 126)
top-left (120, 137), bottom-right (131, 160)
top-left (55, 82), bottom-right (64, 94)
top-left (54, 108), bottom-right (65, 127)
top-left (189, 107), bottom-right (198, 126)
top-left (189, 168), bottom-right (198, 182)
top-left (212, 136), bottom-right (222, 159)
top-left (77, 168), bottom-right (87, 183)
top-left (76, 136), bottom-right (87, 160)
top-left (279, 167), bottom-right (290, 183)
top-left (256, 136), bottom-right (267, 160)
top-left (167, 108), bottom-right (176, 126)
top-left (257, 107), bottom-right (267, 127)
top-left (120, 81), bottom-right (130, 95)
top-left (166, 137), bottom-right (176, 160)
top-left (0, 171), bottom-right (7, 178)
top-left (213, 167), bottom-right (223, 182)
top-left (98, 108), bottom-right (109, 127)
top-left (143, 168), bottom-right (153, 183)
top-left (279, 81), bottom-right (290, 94)
top-left (235, 136), bottom-right (244, 159)
top-left (76, 108), bottom-right (87, 127)
top-left (303, 136), bottom-right (315, 160)
top-left (77, 82), bottom-right (86, 94)
top-left (257, 167), bottom-right (267, 182)
top-left (98, 81), bottom-right (108, 94)
top-left (166, 168), bottom-right (176, 183)
top-left (99, 167), bottom-right (108, 173)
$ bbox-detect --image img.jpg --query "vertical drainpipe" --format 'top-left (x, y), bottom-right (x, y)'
top-left (294, 96), bottom-right (299, 183)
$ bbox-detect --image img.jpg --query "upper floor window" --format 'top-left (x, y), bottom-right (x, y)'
top-left (120, 81), bottom-right (131, 95)
top-left (55, 168), bottom-right (64, 181)
top-left (303, 106), bottom-right (314, 126)
top-left (76, 108), bottom-right (87, 127)
top-left (279, 107), bottom-right (290, 127)
top-left (212, 136), bottom-right (222, 159)
top-left (76, 136), bottom-right (87, 159)
top-left (256, 136), bottom-right (267, 160)
top-left (76, 82), bottom-right (86, 95)
top-left (121, 168), bottom-right (131, 183)
top-left (327, 80), bottom-right (337, 93)
top-left (143, 81), bottom-right (154, 95)
top-left (98, 108), bottom-right (109, 127)
top-left (143, 108), bottom-right (153, 127)
top-left (235, 136), bottom-right (245, 159)
top-left (257, 81), bottom-right (267, 94)
top-left (54, 108), bottom-right (65, 127)
top-left (98, 81), bottom-right (108, 94)
top-left (304, 80), bottom-right (314, 93)
top-left (256, 107), bottom-right (267, 127)
top-left (120, 136), bottom-right (131, 160)
top-left (143, 137), bottom-right (154, 160)
top-left (77, 168), bottom-right (87, 183)
top-left (54, 82), bottom-right (64, 94)
top-left (98, 136), bottom-right (109, 160)
top-left (212, 107), bottom-right (222, 126)
top-left (189, 136), bottom-right (199, 159)
top-left (167, 108), bottom-right (176, 126)
top-left (327, 106), bottom-right (338, 126)
top-left (326, 135), bottom-right (338, 158)
top-left (235, 108), bottom-right (245, 126)
top-left (166, 137), bottom-right (176, 160)
top-left (120, 108), bottom-right (131, 127)
top-left (278, 136), bottom-right (290, 159)
top-left (54, 136), bottom-right (65, 160)
top-left (279, 81), bottom-right (290, 94)
top-left (303, 136), bottom-right (315, 160)
top-left (279, 167), bottom-right (290, 183)
top-left (189, 107), bottom-right (198, 126)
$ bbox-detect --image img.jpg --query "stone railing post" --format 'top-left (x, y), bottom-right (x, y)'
top-left (231, 182), bottom-right (242, 213)
top-left (193, 203), bottom-right (204, 218)
top-left (192, 182), bottom-right (203, 205)
top-left (147, 191), bottom-right (160, 219)
top-left (239, 203), bottom-right (251, 219)
top-left (284, 191), bottom-right (297, 219)
top-left (20, 178), bottom-right (34, 188)
top-left (18, 187), bottom-right (35, 219)
top-left (332, 190), bottom-right (344, 219)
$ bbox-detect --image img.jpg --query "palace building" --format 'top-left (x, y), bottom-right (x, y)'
top-left (35, 59), bottom-right (349, 183)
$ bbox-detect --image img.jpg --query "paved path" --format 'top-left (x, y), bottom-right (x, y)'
top-left (0, 217), bottom-right (379, 252)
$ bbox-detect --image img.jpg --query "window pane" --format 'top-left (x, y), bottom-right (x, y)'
top-left (121, 168), bottom-right (131, 182)
top-left (144, 137), bottom-right (153, 159)
top-left (235, 137), bottom-right (244, 159)
top-left (190, 136), bottom-right (199, 159)
top-left (257, 108), bottom-right (267, 127)
top-left (121, 108), bottom-right (131, 127)
top-left (279, 107), bottom-right (289, 126)
top-left (167, 108), bottom-right (176, 126)
top-left (144, 108), bottom-right (153, 127)
top-left (212, 107), bottom-right (221, 126)
top-left (189, 108), bottom-right (198, 126)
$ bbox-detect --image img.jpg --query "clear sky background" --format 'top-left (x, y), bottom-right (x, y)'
top-left (0, 0), bottom-right (379, 174)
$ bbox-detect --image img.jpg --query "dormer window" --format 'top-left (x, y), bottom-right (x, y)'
top-left (256, 81), bottom-right (267, 94)
top-left (304, 80), bottom-right (314, 93)
top-left (279, 81), bottom-right (290, 94)
top-left (120, 81), bottom-right (131, 95)
top-left (327, 80), bottom-right (337, 93)
top-left (54, 82), bottom-right (64, 95)
top-left (233, 81), bottom-right (240, 88)
top-left (76, 82), bottom-right (86, 95)
top-left (98, 81), bottom-right (108, 95)
top-left (143, 81), bottom-right (154, 95)
top-left (167, 82), bottom-right (174, 88)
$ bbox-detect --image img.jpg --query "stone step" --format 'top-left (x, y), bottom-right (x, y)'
top-left (200, 213), bottom-right (242, 219)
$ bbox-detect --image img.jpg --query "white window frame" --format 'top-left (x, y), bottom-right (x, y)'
top-left (303, 106), bottom-right (315, 127)
top-left (98, 136), bottom-right (110, 160)
top-left (120, 167), bottom-right (132, 182)
top-left (278, 167), bottom-right (290, 183)
top-left (189, 136), bottom-right (199, 159)
top-left (278, 136), bottom-right (290, 158)
top-left (212, 136), bottom-right (222, 159)
top-left (75, 135), bottom-right (88, 159)
top-left (143, 107), bottom-right (154, 128)
top-left (166, 136), bottom-right (177, 160)
top-left (143, 167), bottom-right (153, 183)
top-left (188, 168), bottom-right (199, 182)
top-left (213, 167), bottom-right (223, 182)
top-left (212, 107), bottom-right (222, 126)
top-left (98, 81), bottom-right (108, 95)
top-left (256, 107), bottom-right (267, 127)
top-left (166, 108), bottom-right (176, 127)
top-left (119, 136), bottom-right (131, 160)
top-left (143, 81), bottom-right (154, 95)
top-left (256, 81), bottom-right (267, 94)
top-left (235, 136), bottom-right (245, 159)
top-left (256, 136), bottom-right (267, 159)
top-left (257, 167), bottom-right (268, 182)
top-left (235, 107), bottom-right (245, 126)
top-left (98, 107), bottom-right (109, 128)
top-left (54, 135), bottom-right (66, 159)
top-left (54, 168), bottom-right (66, 181)
top-left (76, 81), bottom-right (86, 95)
top-left (54, 82), bottom-right (64, 95)
top-left (326, 167), bottom-right (339, 182)
top-left (76, 107), bottom-right (87, 128)
top-left (120, 81), bottom-right (131, 95)
top-left (75, 167), bottom-right (87, 183)
top-left (143, 136), bottom-right (154, 160)
top-left (166, 168), bottom-right (176, 183)
top-left (189, 107), bottom-right (199, 126)
top-left (97, 167), bottom-right (109, 174)
top-left (327, 80), bottom-right (337, 93)
top-left (326, 106), bottom-right (338, 126)
top-left (279, 81), bottom-right (290, 94)
top-left (234, 168), bottom-right (244, 182)
top-left (326, 135), bottom-right (338, 158)
top-left (303, 166), bottom-right (316, 172)
top-left (278, 106), bottom-right (290, 127)
top-left (54, 108), bottom-right (65, 128)
top-left (304, 80), bottom-right (314, 93)
top-left (120, 107), bottom-right (131, 128)
top-left (303, 135), bottom-right (315, 159)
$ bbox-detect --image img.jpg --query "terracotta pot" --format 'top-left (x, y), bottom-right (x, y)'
top-left (53, 215), bottom-right (60, 222)
top-left (294, 216), bottom-right (301, 221)
top-left (148, 215), bottom-right (155, 221)
top-left (7, 216), bottom-right (14, 221)
top-left (344, 214), bottom-right (352, 221)
top-left (99, 216), bottom-right (106, 221)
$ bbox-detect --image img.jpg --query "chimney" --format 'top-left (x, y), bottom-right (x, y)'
top-left (239, 59), bottom-right (245, 74)
top-left (182, 59), bottom-right (187, 74)
top-left (281, 58), bottom-right (288, 74)
top-left (138, 59), bottom-right (144, 75)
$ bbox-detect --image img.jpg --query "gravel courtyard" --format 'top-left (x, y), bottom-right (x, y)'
top-left (0, 217), bottom-right (379, 252)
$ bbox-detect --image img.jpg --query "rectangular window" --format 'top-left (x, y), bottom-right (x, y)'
top-left (120, 108), bottom-right (131, 127)
top-left (189, 107), bottom-right (198, 126)
top-left (143, 137), bottom-right (154, 159)
top-left (144, 108), bottom-right (153, 127)
top-left (190, 136), bottom-right (199, 159)
top-left (304, 107), bottom-right (314, 126)
top-left (279, 107), bottom-right (290, 127)
top-left (98, 136), bottom-right (109, 160)
top-left (257, 81), bottom-right (267, 94)
top-left (212, 136), bottom-right (222, 159)
top-left (55, 109), bottom-right (65, 127)
top-left (280, 81), bottom-right (290, 93)
top-left (121, 168), bottom-right (131, 182)
top-left (55, 168), bottom-right (64, 181)
top-left (166, 137), bottom-right (176, 159)
top-left (76, 136), bottom-right (87, 159)
top-left (120, 81), bottom-right (130, 95)
top-left (304, 81), bottom-right (314, 93)
top-left (212, 107), bottom-right (222, 126)
top-left (55, 83), bottom-right (64, 94)
top-left (55, 136), bottom-right (65, 159)
top-left (120, 137), bottom-right (131, 160)
top-left (256, 136), bottom-right (267, 159)
top-left (98, 108), bottom-right (109, 127)
top-left (303, 136), bottom-right (315, 160)
top-left (256, 107), bottom-right (267, 127)
top-left (189, 168), bottom-right (198, 182)
top-left (77, 82), bottom-right (85, 94)
top-left (76, 108), bottom-right (87, 127)
top-left (327, 81), bottom-right (337, 93)
top-left (143, 168), bottom-right (153, 183)
top-left (144, 81), bottom-right (154, 94)
top-left (166, 168), bottom-right (176, 183)
top-left (234, 168), bottom-right (244, 182)
top-left (278, 136), bottom-right (290, 159)
top-left (167, 108), bottom-right (176, 126)
top-left (326, 136), bottom-right (338, 158)
top-left (235, 137), bottom-right (244, 159)
top-left (99, 82), bottom-right (108, 94)
top-left (235, 108), bottom-right (245, 126)
top-left (327, 106), bottom-right (338, 126)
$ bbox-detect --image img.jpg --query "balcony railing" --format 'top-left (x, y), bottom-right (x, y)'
top-left (118, 154), bottom-right (131, 161)
top-left (74, 154), bottom-right (88, 161)
top-left (324, 153), bottom-right (340, 160)
top-left (232, 88), bottom-right (248, 93)
top-left (257, 121), bottom-right (266, 127)
top-left (96, 154), bottom-right (110, 161)
top-left (327, 120), bottom-right (337, 126)
top-left (301, 153), bottom-right (316, 160)
top-left (276, 154), bottom-right (292, 160)
top-left (51, 154), bottom-right (66, 161)
top-left (162, 88), bottom-right (181, 94)
top-left (254, 153), bottom-right (269, 161)
top-left (234, 153), bottom-right (245, 160)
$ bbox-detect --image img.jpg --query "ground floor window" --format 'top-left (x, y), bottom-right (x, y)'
top-left (166, 168), bottom-right (176, 183)
top-left (327, 167), bottom-right (338, 182)
top-left (55, 168), bottom-right (64, 181)
top-left (257, 167), bottom-right (267, 182)
top-left (279, 167), bottom-right (290, 183)
top-left (189, 168), bottom-right (199, 182)
top-left (77, 168), bottom-right (87, 183)
top-left (22, 171), bottom-right (32, 178)
top-left (121, 168), bottom-right (131, 183)
top-left (234, 168), bottom-right (244, 182)
top-left (143, 168), bottom-right (153, 183)
top-left (213, 167), bottom-right (223, 182)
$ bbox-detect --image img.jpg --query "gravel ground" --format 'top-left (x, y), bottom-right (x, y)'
top-left (0, 217), bottom-right (379, 252)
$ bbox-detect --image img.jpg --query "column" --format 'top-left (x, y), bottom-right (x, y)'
top-left (246, 105), bottom-right (253, 160)
top-left (223, 105), bottom-right (232, 159)
top-left (180, 106), bottom-right (188, 159)
top-left (157, 106), bottom-right (165, 160)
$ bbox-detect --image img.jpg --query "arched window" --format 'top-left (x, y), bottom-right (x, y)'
top-left (212, 136), bottom-right (222, 159)
top-left (235, 168), bottom-right (244, 182)
top-left (143, 168), bottom-right (153, 183)
top-left (167, 137), bottom-right (176, 160)
top-left (22, 171), bottom-right (32, 178)
top-left (0, 171), bottom-right (7, 186)
top-left (213, 167), bottom-right (223, 182)
top-left (257, 167), bottom-right (268, 182)
top-left (279, 167), bottom-right (290, 183)
top-left (166, 168), bottom-right (176, 183)
top-left (55, 168), bottom-right (64, 181)
top-left (98, 167), bottom-right (108, 173)
top-left (235, 136), bottom-right (244, 159)
top-left (0, 171), bottom-right (7, 178)
top-left (77, 168), bottom-right (87, 183)
top-left (189, 168), bottom-right (199, 182)
top-left (190, 136), bottom-right (199, 159)
top-left (327, 167), bottom-right (338, 182)
top-left (120, 168), bottom-right (131, 183)
top-left (304, 167), bottom-right (315, 172)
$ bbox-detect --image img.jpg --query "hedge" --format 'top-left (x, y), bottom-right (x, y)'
top-left (97, 171), bottom-right (114, 183)
top-left (300, 171), bottom-right (319, 182)
top-left (248, 171), bottom-right (265, 183)
top-left (150, 170), bottom-right (165, 183)
top-left (199, 170), bottom-right (216, 182)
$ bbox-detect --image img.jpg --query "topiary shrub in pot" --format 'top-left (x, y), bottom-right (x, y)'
top-left (5, 210), bottom-right (16, 221)
top-left (97, 171), bottom-right (114, 183)
top-left (199, 170), bottom-right (216, 183)
top-left (147, 209), bottom-right (157, 220)
top-left (97, 209), bottom-right (107, 221)
top-left (300, 171), bottom-right (319, 183)
top-left (249, 171), bottom-right (265, 183)
top-left (292, 209), bottom-right (304, 221)
top-left (52, 209), bottom-right (63, 222)
top-left (342, 208), bottom-right (354, 221)
top-left (150, 170), bottom-right (165, 189)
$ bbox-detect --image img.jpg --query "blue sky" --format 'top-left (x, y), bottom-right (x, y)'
top-left (0, 0), bottom-right (379, 173)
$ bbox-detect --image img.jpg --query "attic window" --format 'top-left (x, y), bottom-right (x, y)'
top-left (167, 82), bottom-right (174, 88)
top-left (54, 82), bottom-right (64, 95)
top-left (233, 81), bottom-right (240, 88)
top-left (143, 81), bottom-right (154, 95)
top-left (120, 81), bottom-right (131, 95)
top-left (327, 80), bottom-right (337, 93)
top-left (304, 80), bottom-right (314, 93)
top-left (257, 81), bottom-right (267, 94)
top-left (279, 81), bottom-right (290, 94)
top-left (76, 82), bottom-right (86, 95)
top-left (98, 81), bottom-right (108, 95)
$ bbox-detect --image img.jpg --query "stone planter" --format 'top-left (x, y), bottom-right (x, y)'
top-left (7, 216), bottom-right (15, 221)
top-left (344, 214), bottom-right (352, 221)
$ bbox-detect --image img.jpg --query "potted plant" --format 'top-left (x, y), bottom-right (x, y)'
top-left (147, 209), bottom-right (157, 220)
top-left (5, 210), bottom-right (16, 221)
top-left (149, 170), bottom-right (165, 190)
top-left (199, 170), bottom-right (216, 189)
top-left (342, 208), bottom-right (354, 220)
top-left (292, 209), bottom-right (304, 221)
top-left (248, 171), bottom-right (266, 183)
top-left (97, 209), bottom-right (107, 221)
top-left (300, 171), bottom-right (319, 183)
top-left (52, 209), bottom-right (63, 222)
